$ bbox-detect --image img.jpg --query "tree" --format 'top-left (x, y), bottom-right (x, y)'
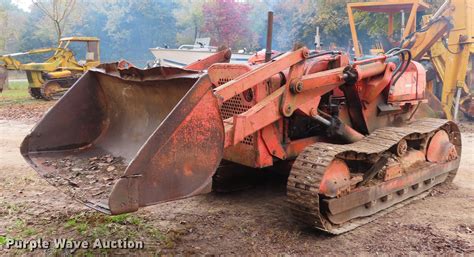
top-left (97, 0), bottom-right (178, 64)
top-left (31, 0), bottom-right (77, 43)
top-left (271, 0), bottom-right (392, 52)
top-left (0, 2), bottom-right (7, 52)
top-left (202, 0), bottom-right (253, 49)
top-left (174, 0), bottom-right (205, 45)
top-left (246, 0), bottom-right (272, 50)
top-left (0, 0), bottom-right (27, 54)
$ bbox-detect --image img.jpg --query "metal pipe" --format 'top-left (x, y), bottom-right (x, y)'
top-left (431, 0), bottom-right (450, 21)
top-left (454, 87), bottom-right (462, 121)
top-left (312, 115), bottom-right (364, 143)
top-left (313, 115), bottom-right (331, 126)
top-left (314, 26), bottom-right (321, 50)
top-left (353, 61), bottom-right (388, 81)
top-left (265, 11), bottom-right (274, 63)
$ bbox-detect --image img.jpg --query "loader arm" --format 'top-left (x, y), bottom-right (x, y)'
top-left (213, 48), bottom-right (391, 148)
top-left (402, 0), bottom-right (474, 119)
top-left (400, 7), bottom-right (453, 61)
top-left (0, 48), bottom-right (59, 70)
top-left (0, 48), bottom-right (79, 72)
top-left (429, 39), bottom-right (472, 119)
top-left (184, 48), bottom-right (232, 71)
top-left (219, 66), bottom-right (348, 147)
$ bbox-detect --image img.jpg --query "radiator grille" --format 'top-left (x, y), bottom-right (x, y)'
top-left (218, 78), bottom-right (254, 145)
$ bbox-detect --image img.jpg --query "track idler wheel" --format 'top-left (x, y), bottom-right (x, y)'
top-left (319, 159), bottom-right (351, 198)
top-left (426, 130), bottom-right (458, 164)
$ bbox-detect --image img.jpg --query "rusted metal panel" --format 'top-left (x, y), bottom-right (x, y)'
top-left (325, 160), bottom-right (459, 220)
top-left (426, 130), bottom-right (459, 163)
top-left (361, 62), bottom-right (396, 103)
top-left (21, 63), bottom-right (224, 214)
top-left (388, 61), bottom-right (427, 102)
top-left (184, 48), bottom-right (231, 71)
top-left (261, 124), bottom-right (287, 160)
top-left (114, 76), bottom-right (224, 213)
top-left (214, 47), bottom-right (308, 102)
top-left (319, 159), bottom-right (351, 198)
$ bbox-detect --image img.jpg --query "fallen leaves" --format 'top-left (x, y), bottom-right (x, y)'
top-left (41, 154), bottom-right (127, 204)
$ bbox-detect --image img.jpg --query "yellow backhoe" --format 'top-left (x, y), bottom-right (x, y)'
top-left (0, 37), bottom-right (100, 100)
top-left (347, 0), bottom-right (474, 120)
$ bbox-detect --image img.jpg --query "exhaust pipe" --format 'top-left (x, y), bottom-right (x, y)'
top-left (265, 11), bottom-right (274, 62)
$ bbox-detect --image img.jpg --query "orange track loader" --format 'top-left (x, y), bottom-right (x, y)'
top-left (21, 43), bottom-right (461, 233)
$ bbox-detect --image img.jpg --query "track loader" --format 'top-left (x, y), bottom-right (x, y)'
top-left (21, 30), bottom-right (461, 234)
top-left (0, 37), bottom-right (100, 100)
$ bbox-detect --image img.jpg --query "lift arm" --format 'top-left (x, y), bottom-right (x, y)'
top-left (400, 1), bottom-right (454, 61)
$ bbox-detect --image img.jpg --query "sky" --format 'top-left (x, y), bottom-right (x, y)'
top-left (12, 0), bottom-right (31, 12)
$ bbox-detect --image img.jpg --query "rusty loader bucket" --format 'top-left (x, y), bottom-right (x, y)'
top-left (21, 63), bottom-right (224, 214)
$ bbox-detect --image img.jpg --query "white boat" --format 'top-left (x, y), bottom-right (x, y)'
top-left (149, 38), bottom-right (252, 68)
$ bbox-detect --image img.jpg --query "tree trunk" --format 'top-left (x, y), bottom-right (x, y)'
top-left (193, 20), bottom-right (199, 42)
top-left (55, 21), bottom-right (62, 43)
top-left (0, 67), bottom-right (8, 91)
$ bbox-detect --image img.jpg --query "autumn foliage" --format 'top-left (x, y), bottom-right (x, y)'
top-left (202, 0), bottom-right (252, 48)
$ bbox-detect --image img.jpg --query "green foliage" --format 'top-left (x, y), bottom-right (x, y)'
top-left (174, 0), bottom-right (205, 45)
top-left (0, 235), bottom-right (6, 245)
top-left (95, 0), bottom-right (178, 64)
top-left (12, 0), bottom-right (178, 66)
top-left (0, 0), bottom-right (28, 54)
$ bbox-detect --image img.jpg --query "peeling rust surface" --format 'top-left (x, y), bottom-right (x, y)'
top-left (21, 63), bottom-right (224, 214)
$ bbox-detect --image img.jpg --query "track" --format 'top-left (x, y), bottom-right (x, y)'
top-left (40, 78), bottom-right (76, 100)
top-left (287, 118), bottom-right (462, 234)
top-left (27, 78), bottom-right (76, 100)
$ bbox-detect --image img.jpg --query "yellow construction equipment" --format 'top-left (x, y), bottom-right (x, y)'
top-left (0, 37), bottom-right (100, 100)
top-left (347, 0), bottom-right (430, 56)
top-left (416, 0), bottom-right (474, 120)
top-left (347, 0), bottom-right (474, 120)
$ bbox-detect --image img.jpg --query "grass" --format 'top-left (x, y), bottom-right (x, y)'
top-left (6, 81), bottom-right (29, 90)
top-left (3, 212), bottom-right (176, 254)
top-left (0, 235), bottom-right (7, 245)
top-left (61, 212), bottom-right (180, 251)
top-left (0, 81), bottom-right (35, 106)
top-left (4, 218), bottom-right (36, 240)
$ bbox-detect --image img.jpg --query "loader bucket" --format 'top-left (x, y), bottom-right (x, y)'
top-left (21, 63), bottom-right (224, 214)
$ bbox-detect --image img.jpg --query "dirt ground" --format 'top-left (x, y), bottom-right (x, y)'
top-left (0, 101), bottom-right (473, 255)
